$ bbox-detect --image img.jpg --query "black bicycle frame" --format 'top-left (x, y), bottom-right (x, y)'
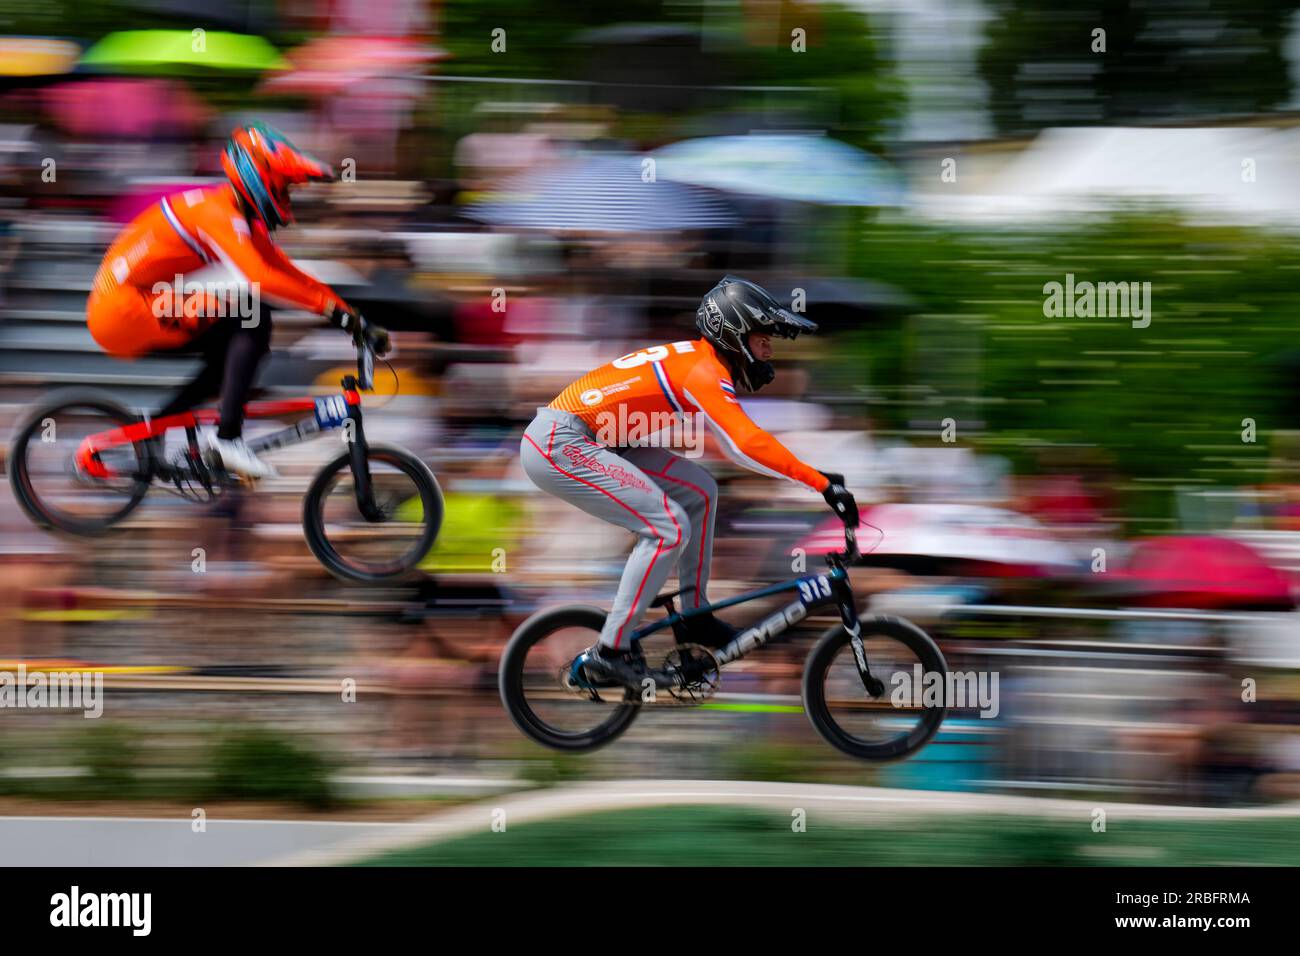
top-left (631, 559), bottom-right (864, 667)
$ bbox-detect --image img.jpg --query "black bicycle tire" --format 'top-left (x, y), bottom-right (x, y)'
top-left (498, 605), bottom-right (641, 752)
top-left (8, 389), bottom-right (150, 537)
top-left (801, 614), bottom-right (948, 761)
top-left (301, 442), bottom-right (443, 583)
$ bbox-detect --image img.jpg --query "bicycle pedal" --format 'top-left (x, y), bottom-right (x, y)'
top-left (560, 654), bottom-right (613, 702)
top-left (203, 459), bottom-right (257, 487)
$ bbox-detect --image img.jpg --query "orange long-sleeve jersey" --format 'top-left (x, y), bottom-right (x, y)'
top-left (550, 338), bottom-right (829, 492)
top-left (91, 184), bottom-right (343, 316)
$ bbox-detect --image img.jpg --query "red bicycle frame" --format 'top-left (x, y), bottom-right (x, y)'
top-left (75, 390), bottom-right (362, 479)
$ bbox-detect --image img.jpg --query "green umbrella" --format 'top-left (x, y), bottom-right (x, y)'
top-left (79, 30), bottom-right (288, 73)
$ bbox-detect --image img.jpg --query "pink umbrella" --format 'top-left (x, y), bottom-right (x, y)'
top-left (1111, 536), bottom-right (1294, 610)
top-left (42, 78), bottom-right (210, 139)
top-left (106, 182), bottom-right (213, 225)
top-left (258, 36), bottom-right (445, 97)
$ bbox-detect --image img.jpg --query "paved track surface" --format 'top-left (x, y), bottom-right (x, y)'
top-left (4, 781), bottom-right (1297, 866)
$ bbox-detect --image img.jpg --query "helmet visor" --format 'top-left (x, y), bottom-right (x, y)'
top-left (763, 306), bottom-right (819, 338)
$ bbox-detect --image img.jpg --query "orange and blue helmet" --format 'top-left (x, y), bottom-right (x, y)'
top-left (221, 123), bottom-right (333, 230)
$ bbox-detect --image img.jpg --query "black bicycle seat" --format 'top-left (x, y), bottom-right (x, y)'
top-left (651, 586), bottom-right (696, 609)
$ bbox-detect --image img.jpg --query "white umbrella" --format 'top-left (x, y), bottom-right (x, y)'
top-left (802, 503), bottom-right (1076, 571)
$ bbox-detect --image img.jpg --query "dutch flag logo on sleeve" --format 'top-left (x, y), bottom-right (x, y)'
top-left (720, 379), bottom-right (737, 402)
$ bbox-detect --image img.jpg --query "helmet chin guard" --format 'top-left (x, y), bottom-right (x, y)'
top-left (743, 359), bottom-right (776, 391)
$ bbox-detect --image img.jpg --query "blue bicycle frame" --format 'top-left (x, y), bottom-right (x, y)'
top-left (626, 527), bottom-right (875, 690)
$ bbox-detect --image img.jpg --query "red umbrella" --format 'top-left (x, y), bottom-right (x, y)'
top-left (41, 78), bottom-right (210, 139)
top-left (1114, 535), bottom-right (1294, 610)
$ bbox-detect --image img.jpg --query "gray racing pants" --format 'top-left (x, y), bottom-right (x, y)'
top-left (521, 407), bottom-right (718, 648)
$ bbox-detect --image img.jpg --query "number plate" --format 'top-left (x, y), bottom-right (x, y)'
top-left (796, 575), bottom-right (832, 605)
top-left (314, 395), bottom-right (349, 428)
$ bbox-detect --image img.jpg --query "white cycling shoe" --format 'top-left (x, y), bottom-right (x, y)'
top-left (205, 434), bottom-right (277, 479)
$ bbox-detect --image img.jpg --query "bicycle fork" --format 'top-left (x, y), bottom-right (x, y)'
top-left (834, 578), bottom-right (885, 697)
top-left (341, 376), bottom-right (384, 523)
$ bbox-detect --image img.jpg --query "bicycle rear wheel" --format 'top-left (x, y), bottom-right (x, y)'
top-left (498, 605), bottom-right (640, 752)
top-left (8, 389), bottom-right (150, 536)
top-left (802, 614), bottom-right (947, 761)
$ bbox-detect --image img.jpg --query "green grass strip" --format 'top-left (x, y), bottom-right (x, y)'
top-left (698, 702), bottom-right (805, 714)
top-left (357, 804), bottom-right (1300, 867)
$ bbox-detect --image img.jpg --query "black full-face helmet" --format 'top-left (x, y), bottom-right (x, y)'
top-left (695, 275), bottom-right (818, 391)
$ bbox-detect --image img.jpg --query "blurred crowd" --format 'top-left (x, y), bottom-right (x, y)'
top-left (1, 0), bottom-right (1299, 809)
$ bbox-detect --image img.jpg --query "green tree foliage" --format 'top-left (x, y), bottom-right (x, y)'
top-left (438, 0), bottom-right (901, 151)
top-left (844, 215), bottom-right (1297, 527)
top-left (979, 0), bottom-right (1300, 135)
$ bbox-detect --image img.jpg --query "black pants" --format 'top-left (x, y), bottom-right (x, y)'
top-left (156, 308), bottom-right (272, 440)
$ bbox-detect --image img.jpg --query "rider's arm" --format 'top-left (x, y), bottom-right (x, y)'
top-left (188, 203), bottom-right (345, 316)
top-left (250, 227), bottom-right (350, 314)
top-left (681, 362), bottom-right (829, 493)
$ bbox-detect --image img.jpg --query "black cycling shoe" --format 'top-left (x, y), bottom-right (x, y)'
top-left (582, 644), bottom-right (673, 692)
top-left (671, 611), bottom-right (740, 649)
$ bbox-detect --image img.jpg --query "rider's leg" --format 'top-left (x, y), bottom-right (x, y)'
top-left (87, 286), bottom-right (220, 459)
top-left (155, 319), bottom-right (234, 420)
top-left (521, 409), bottom-right (690, 650)
top-left (620, 448), bottom-right (718, 610)
top-left (87, 285), bottom-right (273, 477)
top-left (215, 305), bottom-right (272, 441)
top-left (144, 286), bottom-right (270, 434)
top-left (151, 291), bottom-right (274, 477)
top-left (199, 305), bottom-right (275, 478)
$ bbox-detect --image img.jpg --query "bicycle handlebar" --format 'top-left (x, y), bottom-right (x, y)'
top-left (842, 524), bottom-right (859, 563)
top-left (355, 335), bottom-right (375, 391)
top-left (340, 309), bottom-right (387, 392)
top-left (826, 521), bottom-right (860, 568)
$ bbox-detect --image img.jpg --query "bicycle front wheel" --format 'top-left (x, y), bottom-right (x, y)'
top-left (802, 614), bottom-right (948, 761)
top-left (301, 443), bottom-right (443, 583)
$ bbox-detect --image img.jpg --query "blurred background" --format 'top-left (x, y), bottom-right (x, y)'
top-left (2, 0), bottom-right (1300, 865)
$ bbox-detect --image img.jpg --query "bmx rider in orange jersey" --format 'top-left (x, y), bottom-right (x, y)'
top-left (86, 123), bottom-right (389, 478)
top-left (520, 275), bottom-right (859, 691)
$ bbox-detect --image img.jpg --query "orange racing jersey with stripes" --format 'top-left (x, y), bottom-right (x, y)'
top-left (92, 184), bottom-right (343, 316)
top-left (549, 338), bottom-right (829, 493)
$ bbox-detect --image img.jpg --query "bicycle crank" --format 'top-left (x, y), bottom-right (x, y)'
top-left (659, 643), bottom-right (721, 705)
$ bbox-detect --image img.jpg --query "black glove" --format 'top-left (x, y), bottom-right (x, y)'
top-left (326, 302), bottom-right (362, 335)
top-left (327, 304), bottom-right (390, 356)
top-left (366, 323), bottom-right (392, 357)
top-left (820, 471), bottom-right (859, 528)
